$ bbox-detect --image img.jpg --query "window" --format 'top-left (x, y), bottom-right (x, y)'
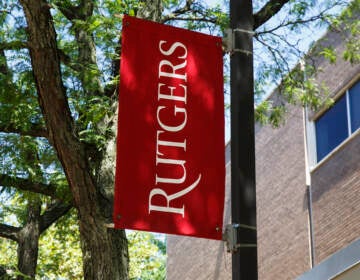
top-left (315, 80), bottom-right (360, 162)
top-left (315, 95), bottom-right (348, 161)
top-left (349, 81), bottom-right (360, 133)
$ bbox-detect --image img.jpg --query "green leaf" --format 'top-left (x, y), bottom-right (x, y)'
top-left (320, 47), bottom-right (337, 64)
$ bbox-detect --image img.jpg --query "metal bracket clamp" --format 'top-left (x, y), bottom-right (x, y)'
top-left (223, 28), bottom-right (254, 55)
top-left (223, 223), bottom-right (257, 253)
top-left (223, 224), bottom-right (240, 253)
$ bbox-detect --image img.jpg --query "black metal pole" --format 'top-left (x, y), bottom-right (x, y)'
top-left (230, 0), bottom-right (257, 279)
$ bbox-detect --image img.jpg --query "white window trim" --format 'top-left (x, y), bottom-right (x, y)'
top-left (346, 90), bottom-right (352, 135)
top-left (304, 107), bottom-right (317, 169)
top-left (310, 124), bottom-right (360, 172)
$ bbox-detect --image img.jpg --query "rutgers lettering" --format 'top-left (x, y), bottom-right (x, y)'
top-left (148, 40), bottom-right (201, 217)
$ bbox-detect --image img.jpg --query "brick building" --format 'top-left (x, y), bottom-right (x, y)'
top-left (166, 17), bottom-right (360, 280)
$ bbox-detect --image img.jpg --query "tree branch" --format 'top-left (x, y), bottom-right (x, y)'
top-left (40, 201), bottom-right (72, 233)
top-left (0, 40), bottom-right (28, 51)
top-left (19, 0), bottom-right (99, 212)
top-left (0, 46), bottom-right (49, 141)
top-left (57, 48), bottom-right (82, 72)
top-left (56, 0), bottom-right (103, 95)
top-left (253, 0), bottom-right (291, 30)
top-left (0, 223), bottom-right (20, 242)
top-left (161, 0), bottom-right (194, 23)
top-left (0, 49), bottom-right (9, 75)
top-left (0, 40), bottom-right (74, 78)
top-left (255, 11), bottom-right (332, 36)
top-left (0, 122), bottom-right (48, 138)
top-left (255, 35), bottom-right (292, 75)
top-left (162, 16), bottom-right (218, 24)
top-left (0, 174), bottom-right (59, 199)
top-left (55, 0), bottom-right (93, 21)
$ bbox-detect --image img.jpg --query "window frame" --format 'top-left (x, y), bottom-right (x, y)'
top-left (315, 94), bottom-right (349, 162)
top-left (306, 79), bottom-right (360, 169)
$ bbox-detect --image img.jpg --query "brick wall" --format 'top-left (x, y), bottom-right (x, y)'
top-left (166, 17), bottom-right (360, 280)
top-left (308, 20), bottom-right (360, 265)
top-left (167, 104), bottom-right (312, 280)
top-left (308, 27), bottom-right (360, 119)
top-left (256, 105), bottom-right (311, 280)
top-left (311, 132), bottom-right (360, 264)
top-left (166, 154), bottom-right (232, 280)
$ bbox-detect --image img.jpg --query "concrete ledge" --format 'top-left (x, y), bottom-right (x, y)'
top-left (297, 238), bottom-right (360, 280)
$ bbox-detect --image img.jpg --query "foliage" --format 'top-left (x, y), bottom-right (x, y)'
top-left (338, 0), bottom-right (360, 64)
top-left (254, 0), bottom-right (359, 126)
top-left (36, 210), bottom-right (83, 280)
top-left (128, 232), bottom-right (166, 280)
top-left (0, 209), bottom-right (166, 279)
top-left (0, 210), bottom-right (82, 280)
top-left (0, 237), bottom-right (17, 277)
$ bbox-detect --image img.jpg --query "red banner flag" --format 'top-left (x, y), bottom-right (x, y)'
top-left (113, 15), bottom-right (225, 240)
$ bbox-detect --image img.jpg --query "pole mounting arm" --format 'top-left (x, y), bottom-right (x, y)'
top-left (223, 224), bottom-right (257, 253)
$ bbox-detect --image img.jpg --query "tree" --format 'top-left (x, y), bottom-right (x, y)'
top-left (127, 232), bottom-right (166, 280)
top-left (252, 0), bottom-right (359, 125)
top-left (0, 0), bottom-right (224, 278)
top-left (0, 0), bottom-right (358, 279)
top-left (0, 121), bottom-right (72, 278)
top-left (0, 208), bottom-right (81, 279)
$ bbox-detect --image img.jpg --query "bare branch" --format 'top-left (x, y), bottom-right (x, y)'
top-left (0, 174), bottom-right (59, 199)
top-left (255, 11), bottom-right (332, 36)
top-left (0, 223), bottom-right (20, 242)
top-left (254, 0), bottom-right (291, 30)
top-left (255, 35), bottom-right (292, 75)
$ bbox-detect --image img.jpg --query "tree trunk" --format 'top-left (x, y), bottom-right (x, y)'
top-left (80, 221), bottom-right (129, 279)
top-left (19, 1), bottom-right (129, 278)
top-left (19, 0), bottom-right (164, 278)
top-left (17, 203), bottom-right (41, 280)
